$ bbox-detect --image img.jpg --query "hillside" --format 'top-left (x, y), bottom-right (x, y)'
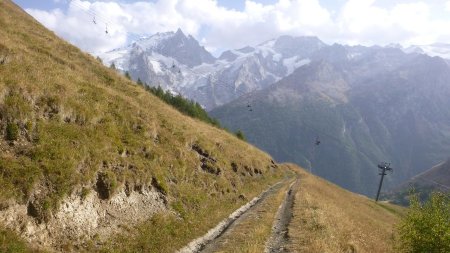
top-left (0, 1), bottom-right (288, 251)
top-left (385, 158), bottom-right (450, 205)
top-left (163, 164), bottom-right (405, 253)
top-left (406, 159), bottom-right (450, 191)
top-left (287, 164), bottom-right (405, 253)
top-left (211, 45), bottom-right (450, 196)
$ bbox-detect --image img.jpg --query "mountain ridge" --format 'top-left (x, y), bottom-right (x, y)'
top-left (100, 29), bottom-right (450, 111)
top-left (211, 44), bottom-right (450, 196)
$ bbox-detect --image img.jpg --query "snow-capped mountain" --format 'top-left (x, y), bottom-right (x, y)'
top-left (100, 30), bottom-right (325, 110)
top-left (99, 29), bottom-right (215, 95)
top-left (395, 43), bottom-right (450, 59)
top-left (100, 29), bottom-right (450, 110)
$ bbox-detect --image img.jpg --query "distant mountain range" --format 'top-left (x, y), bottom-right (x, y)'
top-left (211, 45), bottom-right (450, 196)
top-left (100, 29), bottom-right (450, 111)
top-left (100, 29), bottom-right (328, 110)
top-left (100, 30), bottom-right (450, 196)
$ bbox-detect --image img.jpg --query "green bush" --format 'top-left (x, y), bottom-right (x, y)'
top-left (235, 130), bottom-right (246, 141)
top-left (396, 192), bottom-right (450, 252)
top-left (6, 122), bottom-right (18, 141)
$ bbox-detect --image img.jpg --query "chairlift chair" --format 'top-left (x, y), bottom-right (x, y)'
top-left (315, 136), bottom-right (321, 146)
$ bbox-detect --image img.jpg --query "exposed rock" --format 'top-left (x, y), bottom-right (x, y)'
top-left (192, 144), bottom-right (221, 175)
top-left (231, 162), bottom-right (238, 173)
top-left (95, 171), bottom-right (117, 200)
top-left (244, 165), bottom-right (254, 176)
top-left (0, 186), bottom-right (168, 250)
top-left (151, 176), bottom-right (167, 196)
top-left (191, 143), bottom-right (216, 162)
top-left (238, 194), bottom-right (247, 201)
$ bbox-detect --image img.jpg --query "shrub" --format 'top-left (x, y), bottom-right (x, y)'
top-left (396, 192), bottom-right (450, 252)
top-left (235, 130), bottom-right (246, 141)
top-left (125, 71), bottom-right (131, 80)
top-left (6, 122), bottom-right (18, 141)
top-left (137, 78), bottom-right (144, 86)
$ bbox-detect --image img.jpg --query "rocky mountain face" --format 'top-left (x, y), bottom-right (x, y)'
top-left (100, 31), bottom-right (325, 110)
top-left (211, 45), bottom-right (450, 196)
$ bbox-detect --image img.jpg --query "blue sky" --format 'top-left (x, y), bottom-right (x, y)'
top-left (14, 0), bottom-right (280, 11)
top-left (13, 0), bottom-right (345, 10)
top-left (16, 0), bottom-right (450, 54)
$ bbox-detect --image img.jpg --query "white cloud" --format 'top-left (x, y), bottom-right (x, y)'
top-left (25, 0), bottom-right (450, 54)
top-left (27, 1), bottom-right (128, 53)
top-left (446, 1), bottom-right (450, 11)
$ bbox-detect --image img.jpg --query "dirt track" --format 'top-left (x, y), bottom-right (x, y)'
top-left (178, 172), bottom-right (300, 253)
top-left (177, 180), bottom-right (286, 253)
top-left (264, 179), bottom-right (299, 253)
top-left (198, 181), bottom-right (288, 253)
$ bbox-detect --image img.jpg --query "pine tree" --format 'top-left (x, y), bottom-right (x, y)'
top-left (125, 71), bottom-right (131, 80)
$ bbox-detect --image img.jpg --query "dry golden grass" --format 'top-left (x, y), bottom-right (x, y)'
top-left (205, 168), bottom-right (296, 253)
top-left (287, 164), bottom-right (405, 253)
top-left (0, 1), bottom-right (287, 251)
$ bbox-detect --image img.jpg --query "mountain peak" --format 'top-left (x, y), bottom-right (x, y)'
top-left (174, 28), bottom-right (187, 40)
top-left (175, 28), bottom-right (184, 35)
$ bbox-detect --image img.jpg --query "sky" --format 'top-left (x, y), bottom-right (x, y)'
top-left (14, 0), bottom-right (450, 55)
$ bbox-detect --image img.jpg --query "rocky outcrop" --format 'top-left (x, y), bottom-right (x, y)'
top-left (0, 184), bottom-right (168, 250)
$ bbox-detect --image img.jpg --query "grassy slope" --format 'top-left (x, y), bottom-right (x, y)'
top-left (383, 159), bottom-right (450, 205)
top-left (0, 1), bottom-right (286, 251)
top-left (287, 164), bottom-right (405, 253)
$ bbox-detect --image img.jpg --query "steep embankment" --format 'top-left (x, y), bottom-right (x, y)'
top-left (0, 1), bottom-right (288, 251)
